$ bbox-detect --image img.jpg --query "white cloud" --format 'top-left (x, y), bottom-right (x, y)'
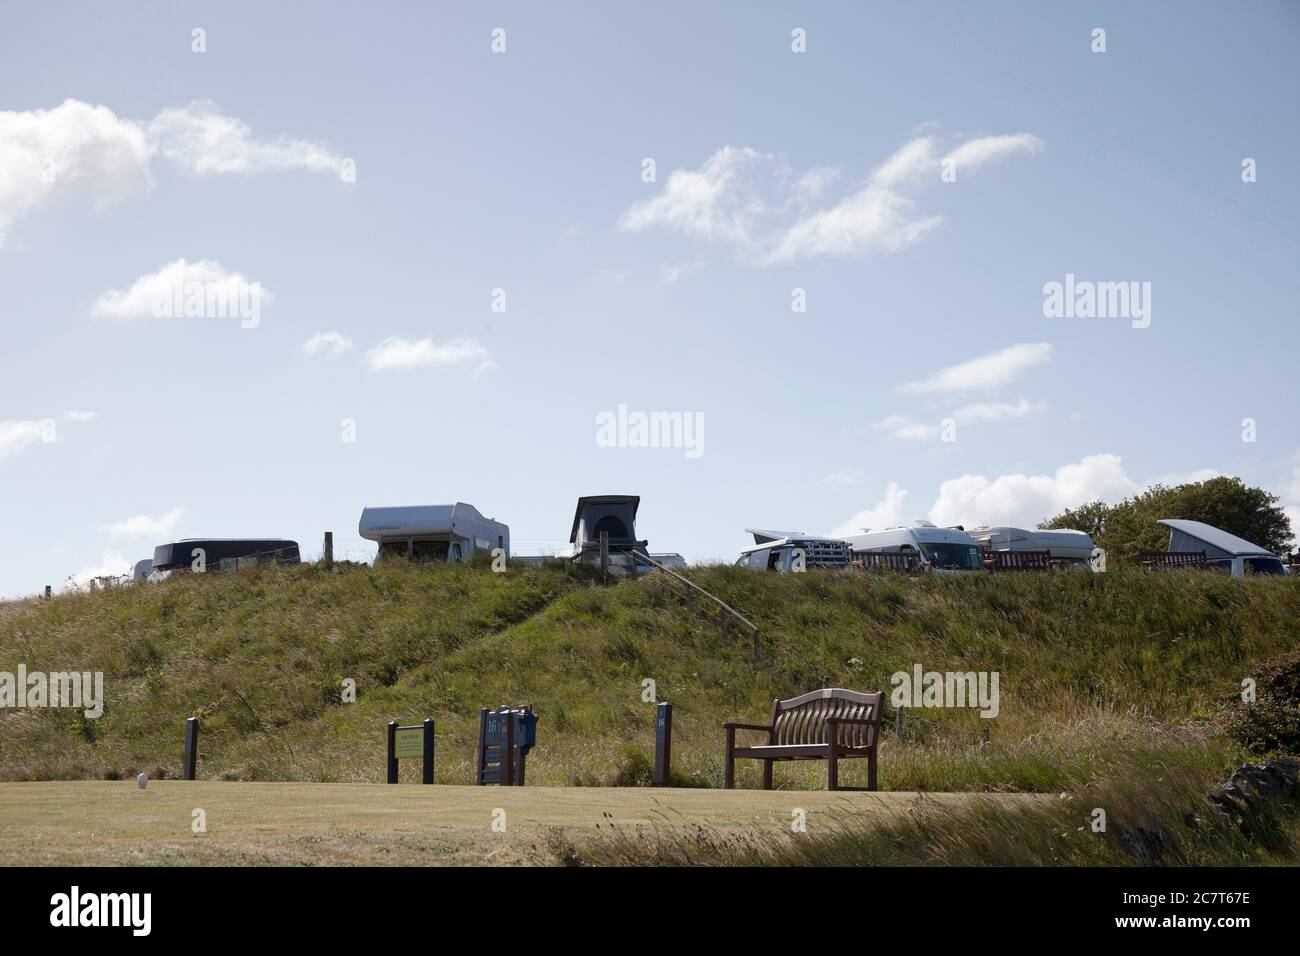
top-left (871, 400), bottom-right (1045, 442)
top-left (620, 132), bottom-right (1042, 266)
top-left (659, 260), bottom-right (705, 286)
top-left (147, 100), bottom-right (344, 175)
top-left (99, 507), bottom-right (184, 539)
top-left (618, 146), bottom-right (774, 245)
top-left (1147, 468), bottom-right (1221, 489)
top-left (1283, 506), bottom-right (1299, 548)
top-left (0, 99), bottom-right (152, 244)
top-left (1280, 451), bottom-right (1300, 503)
top-left (762, 181), bottom-right (942, 264)
top-left (0, 418), bottom-right (57, 458)
top-left (61, 409), bottom-right (97, 422)
top-left (871, 415), bottom-right (941, 441)
top-left (942, 133), bottom-right (1044, 175)
top-left (818, 469), bottom-right (864, 487)
top-left (302, 331), bottom-right (354, 358)
top-left (0, 98), bottom-right (343, 244)
top-left (91, 258), bottom-right (267, 320)
top-left (898, 343), bottom-right (1053, 395)
top-left (66, 550), bottom-right (132, 590)
top-left (365, 336), bottom-right (490, 372)
top-left (927, 454), bottom-right (1138, 529)
top-left (829, 482), bottom-right (910, 536)
top-left (951, 398), bottom-right (1046, 424)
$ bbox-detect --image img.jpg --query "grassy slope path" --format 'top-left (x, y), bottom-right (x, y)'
top-left (1, 560), bottom-right (1297, 792)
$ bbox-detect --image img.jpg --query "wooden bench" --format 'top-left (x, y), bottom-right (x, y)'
top-left (1140, 550), bottom-right (1207, 570)
top-left (852, 551), bottom-right (919, 572)
top-left (984, 549), bottom-right (1053, 571)
top-left (724, 688), bottom-right (883, 791)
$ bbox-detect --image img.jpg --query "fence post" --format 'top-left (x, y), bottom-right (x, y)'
top-left (980, 725), bottom-right (990, 749)
top-left (599, 531), bottom-right (609, 574)
top-left (896, 705), bottom-right (905, 741)
top-left (422, 718), bottom-right (435, 784)
top-left (387, 721), bottom-right (398, 784)
top-left (652, 701), bottom-right (673, 786)
top-left (43, 585), bottom-right (51, 601)
top-left (323, 531), bottom-right (333, 569)
top-left (183, 717), bottom-right (199, 780)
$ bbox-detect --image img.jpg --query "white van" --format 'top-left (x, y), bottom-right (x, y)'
top-left (967, 526), bottom-right (1096, 569)
top-left (842, 521), bottom-right (983, 572)
top-left (736, 529), bottom-right (851, 572)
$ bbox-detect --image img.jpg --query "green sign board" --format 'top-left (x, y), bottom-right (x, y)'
top-left (393, 727), bottom-right (424, 758)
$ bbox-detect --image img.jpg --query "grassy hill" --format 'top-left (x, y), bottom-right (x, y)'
top-left (1, 561), bottom-right (1297, 794)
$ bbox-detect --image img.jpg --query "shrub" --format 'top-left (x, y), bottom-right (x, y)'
top-left (1224, 650), bottom-right (1300, 756)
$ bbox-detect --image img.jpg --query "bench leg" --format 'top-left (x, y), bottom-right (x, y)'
top-left (867, 748), bottom-right (878, 792)
top-left (724, 728), bottom-right (736, 789)
top-left (762, 760), bottom-right (773, 790)
top-left (827, 751), bottom-right (839, 791)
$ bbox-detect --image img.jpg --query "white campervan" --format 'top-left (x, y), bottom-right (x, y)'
top-left (842, 521), bottom-right (983, 572)
top-left (967, 526), bottom-right (1096, 569)
top-left (358, 503), bottom-right (508, 562)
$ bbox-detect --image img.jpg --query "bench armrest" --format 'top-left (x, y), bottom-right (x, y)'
top-left (723, 722), bottom-right (772, 733)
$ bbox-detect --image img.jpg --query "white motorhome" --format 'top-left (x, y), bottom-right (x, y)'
top-left (1158, 519), bottom-right (1289, 577)
top-left (967, 526), bottom-right (1096, 569)
top-left (842, 521), bottom-right (983, 572)
top-left (358, 503), bottom-right (508, 562)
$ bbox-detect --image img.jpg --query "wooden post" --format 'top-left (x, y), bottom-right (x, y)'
top-left (43, 585), bottom-right (51, 600)
top-left (323, 531), bottom-right (333, 569)
top-left (475, 708), bottom-right (488, 785)
top-left (652, 701), bottom-right (673, 786)
top-left (980, 725), bottom-right (990, 749)
top-left (896, 705), bottom-right (905, 741)
top-left (387, 721), bottom-right (398, 784)
top-left (422, 718), bottom-right (435, 784)
top-left (183, 717), bottom-right (199, 781)
top-left (599, 531), bottom-right (609, 575)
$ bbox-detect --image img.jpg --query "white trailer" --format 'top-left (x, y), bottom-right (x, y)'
top-left (967, 526), bottom-right (1096, 568)
top-left (358, 503), bottom-right (509, 562)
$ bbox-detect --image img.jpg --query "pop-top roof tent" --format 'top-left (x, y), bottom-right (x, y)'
top-left (1158, 519), bottom-right (1276, 559)
top-left (564, 495), bottom-right (654, 573)
top-left (358, 503), bottom-right (508, 561)
top-left (569, 495), bottom-right (645, 549)
top-left (152, 539), bottom-right (300, 571)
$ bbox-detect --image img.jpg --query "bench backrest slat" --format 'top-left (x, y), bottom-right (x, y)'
top-left (770, 688), bottom-right (883, 747)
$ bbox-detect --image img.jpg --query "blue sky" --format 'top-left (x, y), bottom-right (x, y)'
top-left (1, 1), bottom-right (1297, 596)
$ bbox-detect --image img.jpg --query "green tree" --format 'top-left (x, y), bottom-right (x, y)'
top-left (1040, 476), bottom-right (1292, 567)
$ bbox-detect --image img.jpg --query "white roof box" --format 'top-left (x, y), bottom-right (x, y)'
top-left (358, 502), bottom-right (506, 546)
